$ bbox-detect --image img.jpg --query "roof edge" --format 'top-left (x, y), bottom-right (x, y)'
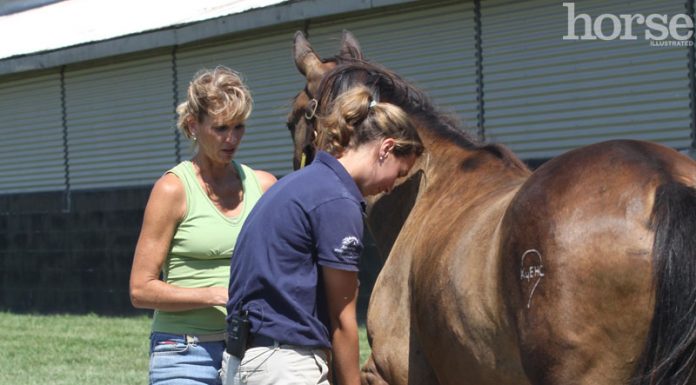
top-left (0, 0), bottom-right (417, 76)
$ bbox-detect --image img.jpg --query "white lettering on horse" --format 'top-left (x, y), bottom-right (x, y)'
top-left (521, 265), bottom-right (545, 281)
top-left (520, 249), bottom-right (545, 309)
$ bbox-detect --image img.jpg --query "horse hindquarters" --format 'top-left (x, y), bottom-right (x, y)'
top-left (631, 181), bottom-right (696, 385)
top-left (499, 141), bottom-right (696, 385)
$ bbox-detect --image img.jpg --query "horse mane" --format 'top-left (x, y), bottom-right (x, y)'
top-left (316, 60), bottom-right (529, 171)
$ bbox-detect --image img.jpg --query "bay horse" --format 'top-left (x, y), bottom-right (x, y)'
top-left (287, 31), bottom-right (696, 385)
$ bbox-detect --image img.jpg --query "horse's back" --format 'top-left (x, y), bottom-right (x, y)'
top-left (500, 140), bottom-right (696, 385)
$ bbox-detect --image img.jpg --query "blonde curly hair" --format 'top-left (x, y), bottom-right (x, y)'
top-left (176, 66), bottom-right (252, 139)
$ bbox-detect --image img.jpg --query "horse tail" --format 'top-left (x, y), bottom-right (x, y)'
top-left (631, 181), bottom-right (696, 385)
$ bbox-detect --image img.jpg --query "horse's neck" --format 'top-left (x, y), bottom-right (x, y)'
top-left (365, 136), bottom-right (529, 260)
top-left (422, 138), bottom-right (530, 207)
top-left (366, 169), bottom-right (424, 260)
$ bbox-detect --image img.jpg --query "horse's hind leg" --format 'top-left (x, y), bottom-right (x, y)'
top-left (360, 330), bottom-right (438, 385)
top-left (361, 355), bottom-right (389, 385)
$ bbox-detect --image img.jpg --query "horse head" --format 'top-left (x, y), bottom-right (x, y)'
top-left (288, 30), bottom-right (434, 258)
top-left (288, 30), bottom-right (363, 170)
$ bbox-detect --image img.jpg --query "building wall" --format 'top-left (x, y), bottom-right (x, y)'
top-left (482, 0), bottom-right (693, 159)
top-left (0, 0), bottom-right (694, 314)
top-left (0, 187), bottom-right (148, 314)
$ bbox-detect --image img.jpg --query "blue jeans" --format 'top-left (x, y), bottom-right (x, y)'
top-left (149, 332), bottom-right (225, 385)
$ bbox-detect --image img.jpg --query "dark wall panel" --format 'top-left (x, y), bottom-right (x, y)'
top-left (0, 187), bottom-right (150, 315)
top-left (0, 186), bottom-right (380, 318)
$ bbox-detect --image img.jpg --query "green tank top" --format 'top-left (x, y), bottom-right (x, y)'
top-left (151, 160), bottom-right (263, 335)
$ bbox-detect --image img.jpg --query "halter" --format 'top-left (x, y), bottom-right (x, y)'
top-left (292, 68), bottom-right (381, 169)
top-left (291, 82), bottom-right (320, 169)
top-left (304, 98), bottom-right (318, 120)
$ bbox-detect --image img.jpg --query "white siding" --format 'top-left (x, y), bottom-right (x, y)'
top-left (0, 71), bottom-right (65, 193)
top-left (65, 52), bottom-right (176, 189)
top-left (310, 1), bottom-right (479, 135)
top-left (482, 0), bottom-right (691, 159)
top-left (0, 0), bottom-right (693, 193)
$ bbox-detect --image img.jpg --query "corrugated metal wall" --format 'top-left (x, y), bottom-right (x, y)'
top-left (309, 0), bottom-right (479, 135)
top-left (481, 0), bottom-right (692, 159)
top-left (0, 0), bottom-right (694, 194)
top-left (64, 52), bottom-right (176, 189)
top-left (172, 0), bottom-right (477, 178)
top-left (175, 25), bottom-right (304, 176)
top-left (0, 71), bottom-right (65, 193)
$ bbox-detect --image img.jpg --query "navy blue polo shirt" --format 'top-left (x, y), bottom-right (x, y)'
top-left (226, 151), bottom-right (365, 349)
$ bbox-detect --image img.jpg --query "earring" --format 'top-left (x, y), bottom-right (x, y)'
top-left (192, 136), bottom-right (197, 141)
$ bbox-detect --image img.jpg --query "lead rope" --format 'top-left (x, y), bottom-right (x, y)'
top-left (300, 153), bottom-right (307, 169)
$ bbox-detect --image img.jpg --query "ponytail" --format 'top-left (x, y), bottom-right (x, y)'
top-left (317, 85), bottom-right (423, 157)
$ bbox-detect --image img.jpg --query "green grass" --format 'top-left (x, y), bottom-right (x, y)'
top-left (0, 312), bottom-right (151, 385)
top-left (0, 312), bottom-right (370, 385)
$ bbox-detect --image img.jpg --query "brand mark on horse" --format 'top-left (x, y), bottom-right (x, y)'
top-left (520, 249), bottom-right (545, 309)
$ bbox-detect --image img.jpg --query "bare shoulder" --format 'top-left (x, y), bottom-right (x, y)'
top-left (147, 172), bottom-right (186, 221)
top-left (153, 172), bottom-right (185, 199)
top-left (253, 169), bottom-right (277, 192)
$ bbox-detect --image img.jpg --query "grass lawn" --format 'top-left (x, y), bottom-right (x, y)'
top-left (0, 312), bottom-right (370, 385)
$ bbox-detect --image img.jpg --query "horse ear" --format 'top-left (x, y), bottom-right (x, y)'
top-left (339, 29), bottom-right (363, 60)
top-left (294, 31), bottom-right (322, 78)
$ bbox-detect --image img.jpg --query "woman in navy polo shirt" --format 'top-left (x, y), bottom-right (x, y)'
top-left (223, 84), bottom-right (423, 385)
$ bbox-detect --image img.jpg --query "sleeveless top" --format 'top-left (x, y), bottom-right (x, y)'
top-left (151, 160), bottom-right (263, 335)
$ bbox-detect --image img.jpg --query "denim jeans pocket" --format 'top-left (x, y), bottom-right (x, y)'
top-left (149, 333), bottom-right (224, 385)
top-left (150, 333), bottom-right (190, 355)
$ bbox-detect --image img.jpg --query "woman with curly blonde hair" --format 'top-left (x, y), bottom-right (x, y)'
top-left (130, 66), bottom-right (276, 385)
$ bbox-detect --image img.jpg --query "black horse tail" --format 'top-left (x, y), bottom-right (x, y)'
top-left (631, 181), bottom-right (696, 385)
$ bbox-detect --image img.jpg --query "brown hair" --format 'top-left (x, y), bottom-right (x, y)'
top-left (316, 85), bottom-right (423, 157)
top-left (176, 66), bottom-right (252, 139)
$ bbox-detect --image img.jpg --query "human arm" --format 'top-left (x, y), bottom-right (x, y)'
top-left (310, 196), bottom-right (364, 385)
top-left (254, 169), bottom-right (277, 192)
top-left (323, 267), bottom-right (360, 385)
top-left (129, 173), bottom-right (228, 311)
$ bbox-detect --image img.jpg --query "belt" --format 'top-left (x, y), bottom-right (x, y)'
top-left (248, 334), bottom-right (281, 348)
top-left (184, 332), bottom-right (227, 344)
top-left (247, 335), bottom-right (331, 360)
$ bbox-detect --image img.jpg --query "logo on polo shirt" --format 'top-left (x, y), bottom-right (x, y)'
top-left (334, 236), bottom-right (362, 258)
